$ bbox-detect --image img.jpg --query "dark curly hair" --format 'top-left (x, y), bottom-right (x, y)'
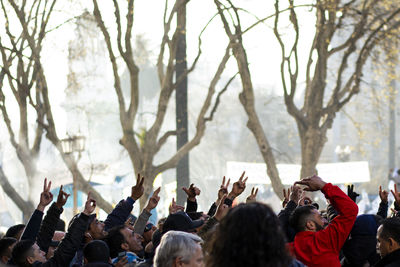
top-left (205, 202), bottom-right (292, 267)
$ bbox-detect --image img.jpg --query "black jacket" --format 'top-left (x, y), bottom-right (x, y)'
top-left (37, 203), bottom-right (64, 254)
top-left (278, 200), bottom-right (297, 242)
top-left (374, 249), bottom-right (400, 267)
top-left (33, 213), bottom-right (90, 267)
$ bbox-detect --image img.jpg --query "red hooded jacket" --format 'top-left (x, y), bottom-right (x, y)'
top-left (290, 183), bottom-right (358, 267)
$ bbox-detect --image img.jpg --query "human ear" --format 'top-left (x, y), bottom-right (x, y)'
top-left (306, 220), bottom-right (315, 231)
top-left (26, 256), bottom-right (35, 264)
top-left (121, 242), bottom-right (129, 251)
top-left (175, 257), bottom-right (184, 267)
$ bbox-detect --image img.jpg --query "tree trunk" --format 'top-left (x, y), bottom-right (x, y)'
top-left (0, 166), bottom-right (35, 223)
top-left (232, 42), bottom-right (285, 199)
top-left (138, 168), bottom-right (154, 211)
top-left (299, 126), bottom-right (327, 179)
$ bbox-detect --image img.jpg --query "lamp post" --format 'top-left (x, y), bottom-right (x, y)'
top-left (60, 134), bottom-right (85, 214)
top-left (335, 145), bottom-right (351, 162)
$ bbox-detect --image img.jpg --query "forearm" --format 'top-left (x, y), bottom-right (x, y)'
top-left (133, 209), bottom-right (152, 235)
top-left (186, 199), bottom-right (197, 213)
top-left (52, 213), bottom-right (89, 266)
top-left (20, 209), bottom-right (44, 241)
top-left (37, 203), bottom-right (63, 253)
top-left (198, 217), bottom-right (218, 240)
top-left (377, 201), bottom-right (388, 219)
top-left (104, 197), bottom-right (135, 231)
top-left (207, 203), bottom-right (217, 217)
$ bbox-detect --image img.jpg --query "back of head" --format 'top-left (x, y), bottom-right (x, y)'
top-left (11, 240), bottom-right (34, 267)
top-left (154, 231), bottom-right (202, 267)
top-left (105, 225), bottom-right (125, 259)
top-left (0, 237), bottom-right (17, 263)
top-left (83, 240), bottom-right (110, 263)
top-left (206, 202), bottom-right (291, 267)
top-left (380, 217), bottom-right (400, 244)
top-left (5, 224), bottom-right (25, 240)
top-left (289, 205), bottom-right (316, 233)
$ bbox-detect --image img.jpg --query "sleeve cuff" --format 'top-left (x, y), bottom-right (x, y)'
top-left (285, 200), bottom-right (298, 211)
top-left (321, 183), bottom-right (333, 195)
top-left (224, 197), bottom-right (233, 207)
top-left (126, 197), bottom-right (135, 206)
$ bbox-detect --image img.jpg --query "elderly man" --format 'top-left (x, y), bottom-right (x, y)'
top-left (154, 231), bottom-right (203, 267)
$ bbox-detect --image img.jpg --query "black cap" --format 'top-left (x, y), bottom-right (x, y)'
top-left (162, 211), bottom-right (204, 234)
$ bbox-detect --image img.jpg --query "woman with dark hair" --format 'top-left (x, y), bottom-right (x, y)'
top-left (206, 202), bottom-right (303, 267)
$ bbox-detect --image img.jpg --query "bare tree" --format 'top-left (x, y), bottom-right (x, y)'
top-left (0, 0), bottom-right (114, 214)
top-left (214, 0), bottom-right (400, 197)
top-left (0, 0), bottom-right (50, 221)
top-left (92, 0), bottom-right (233, 207)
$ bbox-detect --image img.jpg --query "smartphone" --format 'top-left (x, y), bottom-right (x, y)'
top-left (118, 251), bottom-right (127, 260)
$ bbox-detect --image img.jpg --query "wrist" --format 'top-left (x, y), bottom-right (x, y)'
top-left (82, 210), bottom-right (91, 216)
top-left (227, 192), bottom-right (236, 200)
top-left (319, 182), bottom-right (327, 190)
top-left (187, 197), bottom-right (196, 202)
top-left (144, 206), bottom-right (152, 213)
top-left (37, 204), bottom-right (46, 212)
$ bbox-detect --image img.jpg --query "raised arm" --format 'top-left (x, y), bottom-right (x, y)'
top-left (133, 187), bottom-right (160, 235)
top-left (278, 185), bottom-right (301, 242)
top-left (377, 185), bottom-right (389, 219)
top-left (296, 175), bottom-right (358, 252)
top-left (183, 184), bottom-right (200, 213)
top-left (37, 185), bottom-right (69, 253)
top-left (21, 178), bottom-right (53, 241)
top-left (49, 192), bottom-right (96, 266)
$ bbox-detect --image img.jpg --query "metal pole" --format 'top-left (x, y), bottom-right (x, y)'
top-left (73, 174), bottom-right (78, 214)
top-left (389, 78), bottom-right (396, 170)
top-left (175, 2), bottom-right (189, 206)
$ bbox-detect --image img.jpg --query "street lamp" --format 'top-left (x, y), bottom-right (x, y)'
top-left (60, 134), bottom-right (86, 214)
top-left (335, 145), bottom-right (351, 162)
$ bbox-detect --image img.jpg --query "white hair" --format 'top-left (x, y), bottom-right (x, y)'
top-left (154, 231), bottom-right (202, 267)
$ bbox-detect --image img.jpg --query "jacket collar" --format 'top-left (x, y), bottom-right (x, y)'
top-left (375, 248), bottom-right (400, 267)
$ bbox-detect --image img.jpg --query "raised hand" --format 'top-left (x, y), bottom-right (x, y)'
top-left (216, 176), bottom-right (230, 205)
top-left (169, 198), bottom-right (184, 214)
top-left (282, 187), bottom-right (291, 208)
top-left (379, 186), bottom-right (389, 204)
top-left (215, 194), bottom-right (229, 221)
top-left (38, 178), bottom-right (53, 211)
top-left (83, 192), bottom-right (96, 215)
top-left (391, 184), bottom-right (400, 206)
top-left (290, 185), bottom-right (302, 204)
top-left (390, 208), bottom-right (398, 217)
top-left (131, 173), bottom-right (145, 200)
top-left (246, 187), bottom-right (258, 203)
top-left (347, 184), bottom-right (360, 203)
top-left (145, 187), bottom-right (161, 212)
top-left (294, 175), bottom-right (326, 192)
top-left (55, 185), bottom-right (70, 209)
top-left (228, 171), bottom-right (248, 199)
top-left (182, 184), bottom-right (200, 202)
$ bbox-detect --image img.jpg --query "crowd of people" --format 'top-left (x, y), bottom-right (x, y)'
top-left (0, 172), bottom-right (399, 267)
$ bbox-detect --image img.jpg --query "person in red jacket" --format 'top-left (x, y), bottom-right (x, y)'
top-left (289, 175), bottom-right (358, 267)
